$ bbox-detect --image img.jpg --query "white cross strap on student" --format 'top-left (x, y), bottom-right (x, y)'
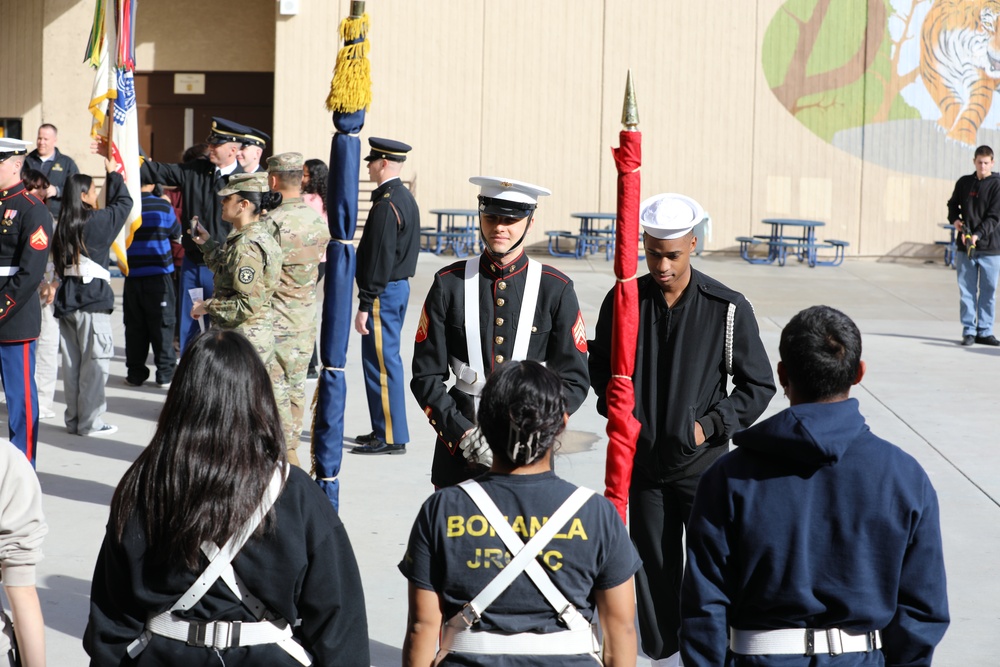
top-left (433, 481), bottom-right (600, 664)
top-left (730, 627), bottom-right (882, 656)
top-left (126, 464), bottom-right (312, 666)
top-left (451, 255), bottom-right (542, 398)
top-left (62, 255), bottom-right (112, 284)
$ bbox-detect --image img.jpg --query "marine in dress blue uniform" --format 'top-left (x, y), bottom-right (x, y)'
top-left (410, 178), bottom-right (591, 487)
top-left (0, 139), bottom-right (55, 467)
top-left (352, 138), bottom-right (420, 455)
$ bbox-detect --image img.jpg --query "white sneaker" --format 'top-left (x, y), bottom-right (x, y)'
top-left (86, 424), bottom-right (118, 437)
top-left (39, 409), bottom-right (56, 420)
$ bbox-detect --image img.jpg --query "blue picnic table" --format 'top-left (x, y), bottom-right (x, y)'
top-left (547, 212), bottom-right (618, 259)
top-left (737, 218), bottom-right (848, 267)
top-left (938, 223), bottom-right (957, 268)
top-left (421, 208), bottom-right (481, 257)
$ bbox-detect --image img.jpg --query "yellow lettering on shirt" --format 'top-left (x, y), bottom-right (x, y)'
top-left (542, 550), bottom-right (563, 571)
top-left (466, 515), bottom-right (489, 537)
top-left (447, 515), bottom-right (587, 540)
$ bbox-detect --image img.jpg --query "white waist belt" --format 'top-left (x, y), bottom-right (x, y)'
top-left (0, 266), bottom-right (16, 277)
top-left (449, 356), bottom-right (485, 397)
top-left (146, 613), bottom-right (294, 651)
top-left (444, 625), bottom-right (600, 656)
top-left (730, 627), bottom-right (882, 656)
top-left (64, 256), bottom-right (112, 284)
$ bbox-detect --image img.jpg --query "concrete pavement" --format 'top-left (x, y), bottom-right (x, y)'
top-left (25, 249), bottom-right (998, 665)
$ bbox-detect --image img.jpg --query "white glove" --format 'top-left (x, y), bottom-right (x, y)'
top-left (458, 427), bottom-right (493, 468)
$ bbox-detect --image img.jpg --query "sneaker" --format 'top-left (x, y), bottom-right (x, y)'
top-left (975, 334), bottom-right (1000, 346)
top-left (85, 424), bottom-right (118, 437)
top-left (39, 408), bottom-right (56, 420)
top-left (961, 335), bottom-right (975, 346)
top-left (156, 379), bottom-right (172, 388)
top-left (124, 378), bottom-right (144, 387)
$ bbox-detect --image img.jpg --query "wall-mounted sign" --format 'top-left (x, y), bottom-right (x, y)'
top-left (173, 73), bottom-right (205, 95)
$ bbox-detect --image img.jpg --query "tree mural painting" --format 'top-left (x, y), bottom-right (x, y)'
top-left (765, 0), bottom-right (1000, 147)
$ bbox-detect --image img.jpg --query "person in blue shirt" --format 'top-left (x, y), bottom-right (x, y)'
top-left (681, 305), bottom-right (949, 667)
top-left (124, 184), bottom-right (181, 387)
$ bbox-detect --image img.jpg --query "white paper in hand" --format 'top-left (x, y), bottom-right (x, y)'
top-left (188, 288), bottom-right (206, 333)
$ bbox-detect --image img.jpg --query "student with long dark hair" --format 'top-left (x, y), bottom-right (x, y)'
top-left (301, 158), bottom-right (328, 220)
top-left (53, 160), bottom-right (131, 436)
top-left (401, 360), bottom-right (640, 666)
top-left (84, 330), bottom-right (370, 665)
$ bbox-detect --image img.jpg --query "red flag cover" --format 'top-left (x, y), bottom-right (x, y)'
top-left (605, 130), bottom-right (642, 523)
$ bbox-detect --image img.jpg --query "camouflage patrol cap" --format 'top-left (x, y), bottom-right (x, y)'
top-left (267, 152), bottom-right (304, 173)
top-left (217, 172), bottom-right (269, 196)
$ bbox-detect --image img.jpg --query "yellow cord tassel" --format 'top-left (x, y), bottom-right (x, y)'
top-left (340, 12), bottom-right (369, 42)
top-left (325, 14), bottom-right (372, 113)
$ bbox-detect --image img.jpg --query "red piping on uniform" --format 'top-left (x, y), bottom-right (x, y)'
top-left (22, 342), bottom-right (33, 463)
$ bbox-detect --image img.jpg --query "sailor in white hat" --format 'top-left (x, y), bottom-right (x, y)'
top-left (589, 191), bottom-right (776, 664)
top-left (410, 175), bottom-right (591, 488)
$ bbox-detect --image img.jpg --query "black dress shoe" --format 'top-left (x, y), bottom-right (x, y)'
top-left (351, 440), bottom-right (406, 455)
top-left (355, 431), bottom-right (378, 444)
top-left (961, 335), bottom-right (976, 346)
top-left (975, 334), bottom-right (1000, 346)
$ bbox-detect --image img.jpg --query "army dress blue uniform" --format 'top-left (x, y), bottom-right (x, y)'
top-left (354, 139), bottom-right (420, 453)
top-left (0, 178), bottom-right (54, 467)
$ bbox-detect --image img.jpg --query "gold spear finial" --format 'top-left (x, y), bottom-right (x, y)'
top-left (621, 69), bottom-right (639, 130)
top-left (350, 0), bottom-right (365, 18)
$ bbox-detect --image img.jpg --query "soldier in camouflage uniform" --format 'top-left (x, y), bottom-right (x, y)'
top-left (190, 173), bottom-right (282, 370)
top-left (266, 153), bottom-right (330, 465)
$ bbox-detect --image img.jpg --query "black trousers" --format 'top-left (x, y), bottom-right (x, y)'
top-left (123, 274), bottom-right (177, 384)
top-left (630, 473), bottom-right (701, 660)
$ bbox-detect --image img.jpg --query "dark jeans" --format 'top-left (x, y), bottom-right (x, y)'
top-left (124, 274), bottom-right (177, 384)
top-left (630, 473), bottom-right (701, 660)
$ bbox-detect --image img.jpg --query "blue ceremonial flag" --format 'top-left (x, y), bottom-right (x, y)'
top-left (313, 6), bottom-right (371, 510)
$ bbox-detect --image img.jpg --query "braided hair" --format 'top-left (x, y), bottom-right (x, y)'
top-left (477, 360), bottom-right (567, 466)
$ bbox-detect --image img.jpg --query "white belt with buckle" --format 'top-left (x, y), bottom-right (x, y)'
top-left (445, 625), bottom-right (600, 656)
top-left (730, 627), bottom-right (882, 656)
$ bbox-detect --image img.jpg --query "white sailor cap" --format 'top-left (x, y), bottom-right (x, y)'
top-left (639, 193), bottom-right (705, 240)
top-left (0, 138), bottom-right (31, 162)
top-left (470, 176), bottom-right (551, 218)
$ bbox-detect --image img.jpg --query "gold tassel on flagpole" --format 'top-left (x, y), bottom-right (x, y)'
top-left (325, 12), bottom-right (372, 113)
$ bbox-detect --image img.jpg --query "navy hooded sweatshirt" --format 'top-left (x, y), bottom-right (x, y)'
top-left (680, 399), bottom-right (949, 667)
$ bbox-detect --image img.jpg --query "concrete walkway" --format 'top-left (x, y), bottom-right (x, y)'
top-left (25, 250), bottom-right (997, 665)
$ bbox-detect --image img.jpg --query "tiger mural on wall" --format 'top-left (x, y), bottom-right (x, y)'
top-left (921, 0), bottom-right (1000, 145)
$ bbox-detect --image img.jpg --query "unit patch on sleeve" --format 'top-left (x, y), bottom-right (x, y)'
top-left (238, 266), bottom-right (256, 284)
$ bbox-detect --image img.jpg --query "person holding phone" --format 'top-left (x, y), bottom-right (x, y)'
top-left (189, 172), bottom-right (282, 368)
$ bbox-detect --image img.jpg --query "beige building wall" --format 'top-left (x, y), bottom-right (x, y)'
top-left (0, 1), bottom-right (43, 137)
top-left (0, 0), bottom-right (964, 256)
top-left (134, 0), bottom-right (275, 72)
